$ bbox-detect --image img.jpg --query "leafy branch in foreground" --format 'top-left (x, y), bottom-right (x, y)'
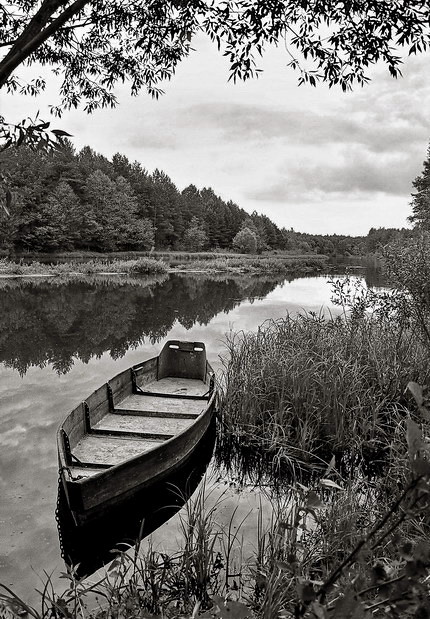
top-left (0, 114), bottom-right (72, 152)
top-left (0, 1), bottom-right (429, 132)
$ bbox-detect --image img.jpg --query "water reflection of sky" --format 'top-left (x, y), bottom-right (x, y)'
top-left (0, 272), bottom-right (361, 602)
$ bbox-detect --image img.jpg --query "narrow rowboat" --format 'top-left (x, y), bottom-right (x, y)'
top-left (56, 419), bottom-right (216, 577)
top-left (57, 340), bottom-right (216, 523)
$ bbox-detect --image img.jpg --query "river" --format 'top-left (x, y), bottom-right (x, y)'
top-left (0, 266), bottom-right (378, 602)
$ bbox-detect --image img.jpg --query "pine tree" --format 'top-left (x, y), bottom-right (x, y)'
top-left (409, 145), bottom-right (430, 230)
top-left (31, 181), bottom-right (81, 251)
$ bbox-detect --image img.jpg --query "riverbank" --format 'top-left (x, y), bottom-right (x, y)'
top-left (0, 256), bottom-right (169, 277)
top-left (0, 252), bottom-right (328, 278)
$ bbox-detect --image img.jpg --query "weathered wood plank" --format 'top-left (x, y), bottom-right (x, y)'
top-left (73, 435), bottom-right (164, 466)
top-left (144, 377), bottom-right (208, 396)
top-left (86, 384), bottom-right (109, 410)
top-left (134, 358), bottom-right (158, 388)
top-left (109, 369), bottom-right (133, 405)
top-left (116, 393), bottom-right (206, 415)
top-left (62, 403), bottom-right (86, 448)
top-left (112, 409), bottom-right (199, 420)
top-left (93, 412), bottom-right (195, 435)
top-left (78, 402), bottom-right (214, 510)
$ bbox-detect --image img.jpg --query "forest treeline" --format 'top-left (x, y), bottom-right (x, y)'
top-left (0, 143), bottom-right (416, 255)
top-left (0, 143), bottom-right (286, 253)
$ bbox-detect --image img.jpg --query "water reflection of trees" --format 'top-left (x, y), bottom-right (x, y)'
top-left (323, 256), bottom-right (386, 290)
top-left (0, 273), bottom-right (281, 375)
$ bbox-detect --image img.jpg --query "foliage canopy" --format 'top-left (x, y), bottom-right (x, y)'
top-left (409, 144), bottom-right (430, 230)
top-left (1, 0), bottom-right (429, 145)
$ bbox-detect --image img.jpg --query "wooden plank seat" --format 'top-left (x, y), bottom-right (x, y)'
top-left (112, 409), bottom-right (200, 420)
top-left (73, 434), bottom-right (165, 468)
top-left (116, 393), bottom-right (206, 416)
top-left (93, 412), bottom-right (196, 436)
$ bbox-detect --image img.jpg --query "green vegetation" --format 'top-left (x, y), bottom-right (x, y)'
top-left (0, 252), bottom-right (327, 278)
top-left (0, 257), bottom-right (168, 277)
top-left (169, 254), bottom-right (328, 275)
top-left (0, 142), bottom-right (421, 259)
top-left (0, 145), bottom-right (286, 254)
top-left (2, 2), bottom-right (429, 151)
top-left (218, 312), bottom-right (430, 469)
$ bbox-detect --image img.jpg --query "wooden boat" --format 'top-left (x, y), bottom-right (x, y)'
top-left (57, 418), bottom-right (216, 577)
top-left (57, 340), bottom-right (216, 523)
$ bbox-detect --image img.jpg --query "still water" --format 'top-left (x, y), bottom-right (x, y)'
top-left (0, 268), bottom-right (375, 600)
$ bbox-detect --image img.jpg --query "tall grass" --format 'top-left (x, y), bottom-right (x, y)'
top-left (0, 254), bottom-right (325, 277)
top-left (2, 459), bottom-right (430, 619)
top-left (218, 312), bottom-right (430, 474)
top-left (171, 255), bottom-right (327, 274)
top-left (0, 257), bottom-right (168, 276)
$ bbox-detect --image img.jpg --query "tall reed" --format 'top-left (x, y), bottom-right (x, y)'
top-left (218, 312), bottom-right (430, 473)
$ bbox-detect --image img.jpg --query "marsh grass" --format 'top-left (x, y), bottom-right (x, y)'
top-left (218, 312), bottom-right (430, 475)
top-left (170, 255), bottom-right (327, 274)
top-left (0, 254), bottom-right (325, 277)
top-left (3, 455), bottom-right (429, 619)
top-left (0, 257), bottom-right (168, 277)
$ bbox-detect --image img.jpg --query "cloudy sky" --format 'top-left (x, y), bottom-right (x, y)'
top-left (2, 35), bottom-right (429, 235)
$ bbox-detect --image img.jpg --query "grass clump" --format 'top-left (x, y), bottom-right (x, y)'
top-left (171, 255), bottom-right (327, 275)
top-left (218, 312), bottom-right (430, 472)
top-left (0, 257), bottom-right (168, 277)
top-left (0, 258), bottom-right (49, 275)
top-left (2, 442), bottom-right (430, 619)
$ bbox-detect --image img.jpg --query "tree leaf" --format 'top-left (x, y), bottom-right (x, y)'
top-left (323, 455), bottom-right (336, 477)
top-left (319, 478), bottom-right (343, 490)
top-left (51, 129), bottom-right (73, 137)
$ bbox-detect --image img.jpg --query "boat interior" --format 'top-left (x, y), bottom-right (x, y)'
top-left (58, 341), bottom-right (214, 481)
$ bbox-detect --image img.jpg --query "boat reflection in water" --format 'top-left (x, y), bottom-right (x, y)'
top-left (56, 418), bottom-right (216, 579)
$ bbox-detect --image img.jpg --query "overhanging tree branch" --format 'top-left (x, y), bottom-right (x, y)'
top-left (0, 0), bottom-right (91, 88)
top-left (0, 0), bottom-right (429, 143)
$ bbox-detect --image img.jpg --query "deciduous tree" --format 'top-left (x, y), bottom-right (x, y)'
top-left (183, 216), bottom-right (208, 252)
top-left (1, 1), bottom-right (430, 147)
top-left (233, 226), bottom-right (258, 254)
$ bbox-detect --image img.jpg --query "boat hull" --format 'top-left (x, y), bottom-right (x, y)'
top-left (57, 341), bottom-right (216, 524)
top-left (57, 418), bottom-right (217, 574)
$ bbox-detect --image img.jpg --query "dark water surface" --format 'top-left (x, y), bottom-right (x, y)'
top-left (0, 269), bottom-right (376, 601)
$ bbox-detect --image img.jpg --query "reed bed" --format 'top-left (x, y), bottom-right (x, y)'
top-left (0, 257), bottom-right (168, 276)
top-left (2, 461), bottom-right (429, 619)
top-left (218, 312), bottom-right (430, 474)
top-left (170, 255), bottom-right (327, 274)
